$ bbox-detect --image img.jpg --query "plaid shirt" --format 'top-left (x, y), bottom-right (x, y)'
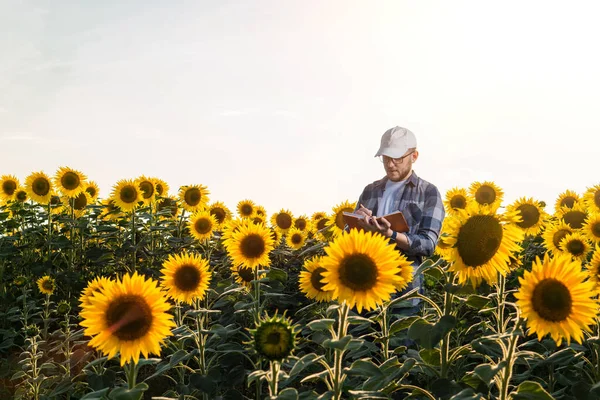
top-left (353, 170), bottom-right (445, 266)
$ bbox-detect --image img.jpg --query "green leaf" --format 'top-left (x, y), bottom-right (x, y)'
top-left (419, 348), bottom-right (441, 367)
top-left (473, 362), bottom-right (506, 385)
top-left (266, 268), bottom-right (288, 282)
top-left (344, 359), bottom-right (383, 378)
top-left (80, 388), bottom-right (111, 400)
top-left (189, 373), bottom-right (217, 394)
top-left (389, 316), bottom-right (419, 336)
top-left (308, 319), bottom-right (336, 331)
top-left (408, 316), bottom-right (456, 349)
top-left (449, 388), bottom-right (486, 400)
top-left (108, 383), bottom-right (149, 400)
top-left (322, 335), bottom-right (353, 351)
top-left (288, 354), bottom-right (323, 378)
top-left (465, 295), bottom-right (490, 309)
top-left (511, 381), bottom-right (554, 399)
top-left (277, 388), bottom-right (299, 400)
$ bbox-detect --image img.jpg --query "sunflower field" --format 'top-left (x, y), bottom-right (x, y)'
top-left (2, 169), bottom-right (600, 400)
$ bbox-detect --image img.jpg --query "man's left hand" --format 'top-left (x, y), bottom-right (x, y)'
top-left (357, 216), bottom-right (392, 237)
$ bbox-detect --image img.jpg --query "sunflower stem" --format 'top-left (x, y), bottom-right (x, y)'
top-left (253, 267), bottom-right (261, 325)
top-left (380, 305), bottom-right (390, 362)
top-left (125, 362), bottom-right (139, 390)
top-left (42, 293), bottom-right (51, 341)
top-left (440, 287), bottom-right (453, 379)
top-left (496, 273), bottom-right (507, 334)
top-left (177, 209), bottom-right (186, 238)
top-left (332, 301), bottom-right (349, 400)
top-left (70, 197), bottom-right (75, 270)
top-left (46, 202), bottom-right (52, 266)
top-left (499, 317), bottom-right (521, 400)
top-left (131, 209), bottom-right (137, 272)
top-left (195, 299), bottom-right (207, 375)
top-left (268, 360), bottom-right (280, 397)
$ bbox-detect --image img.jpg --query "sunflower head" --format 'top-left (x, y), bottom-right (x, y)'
top-left (236, 199), bottom-right (256, 218)
top-left (136, 176), bottom-right (156, 205)
top-left (100, 198), bottom-right (121, 220)
top-left (555, 189), bottom-right (581, 211)
top-left (0, 175), bottom-right (20, 202)
top-left (506, 197), bottom-right (548, 236)
top-left (328, 200), bottom-right (357, 237)
top-left (311, 211), bottom-right (327, 223)
top-left (54, 167), bottom-right (87, 198)
top-left (68, 192), bottom-right (93, 218)
top-left (255, 205), bottom-right (267, 218)
top-left (79, 276), bottom-right (113, 307)
top-left (271, 209), bottom-right (294, 234)
top-left (25, 172), bottom-right (53, 204)
top-left (14, 275), bottom-right (27, 287)
top-left (558, 232), bottom-right (592, 261)
top-left (443, 203), bottom-right (523, 287)
top-left (231, 264), bottom-right (257, 289)
top-left (85, 181), bottom-right (100, 201)
top-left (583, 185), bottom-right (600, 214)
top-left (79, 272), bottom-right (176, 366)
top-left (515, 253), bottom-right (598, 346)
top-left (160, 252), bottom-right (212, 304)
top-left (444, 187), bottom-right (471, 215)
top-left (250, 312), bottom-right (298, 362)
top-left (179, 185), bottom-right (210, 212)
top-left (209, 201), bottom-right (232, 227)
top-left (188, 211), bottom-right (217, 242)
top-left (223, 220), bottom-right (275, 269)
top-left (293, 215), bottom-right (310, 232)
top-left (151, 178), bottom-right (170, 198)
top-left (37, 276), bottom-right (55, 295)
top-left (156, 196), bottom-right (180, 219)
top-left (57, 300), bottom-right (71, 315)
top-left (583, 213), bottom-right (600, 245)
top-left (556, 202), bottom-right (589, 230)
top-left (285, 228), bottom-right (307, 250)
top-left (299, 256), bottom-right (333, 302)
top-left (586, 245), bottom-right (600, 288)
top-left (15, 188), bottom-right (28, 203)
top-left (320, 228), bottom-right (412, 313)
top-left (468, 181), bottom-right (504, 210)
top-left (111, 179), bottom-right (142, 213)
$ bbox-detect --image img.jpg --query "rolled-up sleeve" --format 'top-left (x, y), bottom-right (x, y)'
top-left (403, 186), bottom-right (445, 258)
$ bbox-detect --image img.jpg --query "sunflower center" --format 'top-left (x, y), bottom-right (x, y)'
top-left (238, 266), bottom-right (254, 282)
top-left (105, 295), bottom-right (153, 341)
top-left (211, 208), bottom-right (226, 224)
top-left (174, 265), bottom-right (201, 292)
top-left (516, 204), bottom-right (540, 228)
top-left (120, 186), bottom-right (138, 204)
top-left (595, 191), bottom-right (600, 208)
top-left (566, 239), bottom-right (585, 256)
top-left (194, 218), bottom-right (212, 234)
top-left (317, 219), bottom-right (328, 230)
top-left (74, 193), bottom-right (88, 210)
top-left (563, 211), bottom-right (587, 229)
top-left (32, 178), bottom-right (50, 196)
top-left (552, 229), bottom-right (571, 249)
top-left (475, 186), bottom-right (496, 205)
top-left (85, 186), bottom-right (97, 198)
top-left (338, 253), bottom-right (378, 291)
top-left (311, 267), bottom-right (327, 292)
top-left (139, 181), bottom-right (155, 199)
top-left (2, 180), bottom-right (16, 196)
top-left (16, 191), bottom-right (27, 202)
top-left (50, 196), bottom-right (61, 206)
top-left (61, 172), bottom-right (80, 190)
top-left (266, 331), bottom-right (281, 345)
top-left (457, 215), bottom-right (503, 267)
top-left (531, 279), bottom-right (572, 322)
top-left (276, 214), bottom-right (292, 229)
top-left (240, 204), bottom-right (253, 216)
top-left (240, 234), bottom-right (266, 259)
top-left (592, 222), bottom-right (600, 238)
top-left (184, 188), bottom-right (202, 206)
top-left (294, 219), bottom-right (307, 231)
top-left (156, 183), bottom-right (164, 196)
top-left (450, 195), bottom-right (467, 209)
top-left (42, 280), bottom-right (54, 291)
top-left (291, 233), bottom-right (303, 245)
top-left (560, 196), bottom-right (577, 209)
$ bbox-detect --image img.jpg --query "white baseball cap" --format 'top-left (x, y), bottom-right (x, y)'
top-left (374, 126), bottom-right (417, 158)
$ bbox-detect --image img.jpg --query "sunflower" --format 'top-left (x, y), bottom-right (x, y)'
top-left (37, 276), bottom-right (55, 295)
top-left (0, 175), bottom-right (19, 202)
top-left (152, 177), bottom-right (170, 198)
top-left (311, 211), bottom-right (328, 223)
top-left (557, 232), bottom-right (592, 261)
top-left (585, 245), bottom-right (600, 288)
top-left (160, 252), bottom-right (212, 304)
top-left (270, 228), bottom-right (281, 246)
top-left (68, 192), bottom-right (93, 218)
top-left (434, 232), bottom-right (454, 259)
top-left (328, 200), bottom-right (357, 237)
top-left (156, 196), bottom-right (180, 219)
top-left (515, 253), bottom-right (598, 346)
top-left (505, 197), bottom-right (548, 237)
top-left (320, 229), bottom-right (411, 313)
top-left (583, 184), bottom-right (600, 214)
top-left (223, 220), bottom-right (275, 269)
top-left (293, 215), bottom-right (311, 232)
top-left (208, 201), bottom-right (232, 228)
top-left (255, 205), bottom-right (267, 219)
top-left (556, 202), bottom-right (589, 230)
top-left (286, 228), bottom-right (307, 250)
top-left (252, 216), bottom-right (266, 226)
top-left (100, 198), bottom-right (122, 220)
top-left (221, 218), bottom-right (244, 242)
top-left (443, 203), bottom-right (524, 288)
top-left (542, 220), bottom-right (575, 254)
top-left (231, 264), bottom-right (256, 289)
top-left (49, 195), bottom-right (65, 215)
top-left (84, 181), bottom-right (100, 201)
top-left (468, 181), bottom-right (503, 211)
top-left (444, 187), bottom-right (471, 215)
top-left (179, 185), bottom-right (210, 213)
top-left (24, 172), bottom-right (53, 204)
top-left (54, 167), bottom-right (87, 198)
top-left (251, 313), bottom-right (298, 362)
top-left (188, 211), bottom-right (216, 242)
top-left (582, 213), bottom-right (600, 245)
top-left (79, 272), bottom-right (176, 366)
top-left (14, 188), bottom-right (28, 203)
top-left (271, 209), bottom-right (294, 234)
top-left (299, 256), bottom-right (334, 302)
top-left (237, 199), bottom-right (256, 219)
top-left (136, 176), bottom-right (156, 205)
top-left (79, 276), bottom-right (112, 307)
top-left (14, 275), bottom-right (27, 288)
top-left (111, 179), bottom-right (142, 213)
top-left (555, 189), bottom-right (581, 211)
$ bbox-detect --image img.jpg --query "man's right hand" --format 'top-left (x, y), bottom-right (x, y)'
top-left (355, 203), bottom-right (373, 218)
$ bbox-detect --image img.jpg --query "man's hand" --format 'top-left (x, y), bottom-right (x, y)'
top-left (372, 217), bottom-right (393, 238)
top-left (355, 203), bottom-right (373, 218)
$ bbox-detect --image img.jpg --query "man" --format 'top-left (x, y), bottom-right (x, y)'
top-left (353, 126), bottom-right (445, 315)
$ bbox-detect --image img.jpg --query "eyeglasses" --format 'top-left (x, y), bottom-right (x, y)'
top-left (379, 151), bottom-right (415, 164)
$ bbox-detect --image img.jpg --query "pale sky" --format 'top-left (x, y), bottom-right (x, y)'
top-left (2, 1), bottom-right (599, 217)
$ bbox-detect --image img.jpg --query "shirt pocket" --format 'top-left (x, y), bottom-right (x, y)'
top-left (399, 202), bottom-right (423, 233)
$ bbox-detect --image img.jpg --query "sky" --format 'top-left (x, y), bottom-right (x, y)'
top-left (1, 0), bottom-right (599, 217)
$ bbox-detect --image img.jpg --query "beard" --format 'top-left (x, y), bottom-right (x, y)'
top-left (386, 164), bottom-right (413, 182)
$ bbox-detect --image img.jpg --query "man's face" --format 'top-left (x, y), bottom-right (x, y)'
top-left (381, 150), bottom-right (417, 182)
